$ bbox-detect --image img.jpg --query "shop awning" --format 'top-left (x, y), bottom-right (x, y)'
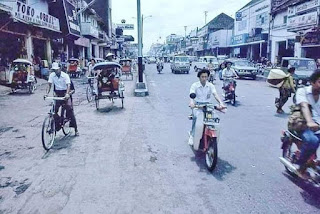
top-left (229, 40), bottom-right (266, 47)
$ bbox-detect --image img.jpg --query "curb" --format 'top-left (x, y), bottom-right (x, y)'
top-left (134, 73), bottom-right (149, 97)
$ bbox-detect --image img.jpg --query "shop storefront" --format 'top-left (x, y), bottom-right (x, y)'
top-left (301, 28), bottom-right (320, 60)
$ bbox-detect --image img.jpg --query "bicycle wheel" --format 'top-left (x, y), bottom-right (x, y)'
top-left (86, 85), bottom-right (94, 102)
top-left (42, 115), bottom-right (56, 150)
top-left (62, 118), bottom-right (71, 136)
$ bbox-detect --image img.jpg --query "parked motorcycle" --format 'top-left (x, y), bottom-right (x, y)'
top-left (280, 130), bottom-right (320, 185)
top-left (189, 93), bottom-right (226, 171)
top-left (223, 78), bottom-right (237, 106)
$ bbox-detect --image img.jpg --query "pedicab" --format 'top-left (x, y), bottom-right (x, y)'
top-left (119, 59), bottom-right (133, 80)
top-left (40, 60), bottom-right (50, 80)
top-left (9, 59), bottom-right (36, 93)
top-left (67, 58), bottom-right (82, 78)
top-left (93, 62), bottom-right (125, 110)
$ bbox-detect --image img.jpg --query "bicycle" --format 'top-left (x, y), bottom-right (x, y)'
top-left (86, 76), bottom-right (95, 102)
top-left (41, 96), bottom-right (72, 151)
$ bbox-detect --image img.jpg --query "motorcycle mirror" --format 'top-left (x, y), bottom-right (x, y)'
top-left (190, 93), bottom-right (196, 99)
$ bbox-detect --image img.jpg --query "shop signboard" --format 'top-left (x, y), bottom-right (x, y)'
top-left (301, 31), bottom-right (320, 46)
top-left (0, 2), bottom-right (13, 12)
top-left (246, 33), bottom-right (268, 43)
top-left (116, 24), bottom-right (134, 30)
top-left (287, 11), bottom-right (318, 31)
top-left (296, 0), bottom-right (320, 14)
top-left (12, 1), bottom-right (60, 32)
top-left (231, 33), bottom-right (248, 45)
top-left (63, 0), bottom-right (80, 37)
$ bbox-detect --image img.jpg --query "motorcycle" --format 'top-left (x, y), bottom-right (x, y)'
top-left (157, 62), bottom-right (163, 74)
top-left (280, 130), bottom-right (320, 185)
top-left (208, 68), bottom-right (216, 83)
top-left (222, 77), bottom-right (237, 106)
top-left (189, 93), bottom-right (226, 171)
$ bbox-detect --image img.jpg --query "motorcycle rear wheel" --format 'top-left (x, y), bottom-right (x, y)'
top-left (205, 138), bottom-right (218, 171)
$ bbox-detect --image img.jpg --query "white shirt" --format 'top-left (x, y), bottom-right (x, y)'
top-left (296, 86), bottom-right (320, 124)
top-left (48, 71), bottom-right (71, 90)
top-left (222, 68), bottom-right (236, 78)
top-left (190, 81), bottom-right (217, 103)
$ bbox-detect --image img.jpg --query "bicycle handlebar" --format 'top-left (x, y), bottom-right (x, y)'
top-left (44, 96), bottom-right (66, 101)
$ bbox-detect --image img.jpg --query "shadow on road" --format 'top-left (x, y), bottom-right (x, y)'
top-left (191, 151), bottom-right (236, 180)
top-left (283, 172), bottom-right (320, 209)
top-left (96, 105), bottom-right (125, 114)
top-left (41, 134), bottom-right (75, 159)
top-left (274, 113), bottom-right (290, 118)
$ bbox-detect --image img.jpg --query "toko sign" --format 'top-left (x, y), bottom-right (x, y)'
top-left (13, 1), bottom-right (60, 32)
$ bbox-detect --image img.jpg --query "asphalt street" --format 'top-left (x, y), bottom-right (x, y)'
top-left (0, 64), bottom-right (319, 213)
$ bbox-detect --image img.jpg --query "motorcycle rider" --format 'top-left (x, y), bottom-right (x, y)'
top-left (295, 69), bottom-right (320, 177)
top-left (156, 58), bottom-right (163, 72)
top-left (45, 62), bottom-right (79, 136)
top-left (207, 59), bottom-right (215, 82)
top-left (222, 61), bottom-right (239, 90)
top-left (188, 68), bottom-right (226, 145)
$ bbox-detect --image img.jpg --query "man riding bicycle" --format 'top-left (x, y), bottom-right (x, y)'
top-left (45, 62), bottom-right (79, 136)
top-left (188, 69), bottom-right (226, 146)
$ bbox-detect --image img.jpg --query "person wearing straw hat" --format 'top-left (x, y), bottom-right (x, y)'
top-left (105, 53), bottom-right (115, 62)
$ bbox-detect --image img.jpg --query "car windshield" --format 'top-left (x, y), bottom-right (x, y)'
top-left (175, 57), bottom-right (189, 62)
top-left (234, 61), bottom-right (251, 67)
top-left (289, 59), bottom-right (316, 70)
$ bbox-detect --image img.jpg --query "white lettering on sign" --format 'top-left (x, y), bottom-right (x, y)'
top-left (14, 1), bottom-right (60, 32)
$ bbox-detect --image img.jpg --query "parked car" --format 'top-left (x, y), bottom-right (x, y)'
top-left (193, 56), bottom-right (219, 72)
top-left (171, 56), bottom-right (190, 74)
top-left (280, 57), bottom-right (317, 86)
top-left (231, 59), bottom-right (258, 80)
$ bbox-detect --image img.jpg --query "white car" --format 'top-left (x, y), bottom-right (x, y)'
top-left (171, 56), bottom-right (190, 74)
top-left (231, 59), bottom-right (258, 80)
top-left (193, 56), bottom-right (219, 72)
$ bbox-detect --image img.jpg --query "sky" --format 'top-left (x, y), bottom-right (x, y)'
top-left (112, 0), bottom-right (251, 54)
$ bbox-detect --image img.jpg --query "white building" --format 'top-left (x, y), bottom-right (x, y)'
top-left (208, 29), bottom-right (233, 56)
top-left (231, 0), bottom-right (271, 61)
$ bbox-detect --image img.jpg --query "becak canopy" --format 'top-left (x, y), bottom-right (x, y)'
top-left (267, 69), bottom-right (289, 88)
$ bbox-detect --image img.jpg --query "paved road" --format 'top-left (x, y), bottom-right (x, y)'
top-left (0, 64), bottom-right (319, 213)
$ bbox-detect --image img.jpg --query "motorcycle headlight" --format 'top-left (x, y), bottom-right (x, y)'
top-left (298, 79), bottom-right (303, 84)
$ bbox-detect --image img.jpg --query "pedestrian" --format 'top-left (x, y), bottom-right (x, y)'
top-left (275, 67), bottom-right (296, 114)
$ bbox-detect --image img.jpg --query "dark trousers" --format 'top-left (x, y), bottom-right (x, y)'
top-left (54, 90), bottom-right (77, 130)
top-left (275, 87), bottom-right (291, 110)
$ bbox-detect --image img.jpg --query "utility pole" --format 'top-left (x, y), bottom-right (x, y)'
top-left (204, 11), bottom-right (208, 25)
top-left (137, 0), bottom-right (143, 83)
top-left (184, 26), bottom-right (187, 37)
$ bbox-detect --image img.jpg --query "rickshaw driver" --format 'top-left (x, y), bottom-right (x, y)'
top-left (45, 62), bottom-right (79, 136)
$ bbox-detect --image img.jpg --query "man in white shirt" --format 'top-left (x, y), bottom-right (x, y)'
top-left (45, 62), bottom-right (79, 136)
top-left (188, 69), bottom-right (226, 145)
top-left (222, 61), bottom-right (239, 89)
top-left (295, 70), bottom-right (320, 174)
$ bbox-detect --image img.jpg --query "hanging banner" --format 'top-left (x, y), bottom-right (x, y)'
top-left (287, 11), bottom-right (318, 31)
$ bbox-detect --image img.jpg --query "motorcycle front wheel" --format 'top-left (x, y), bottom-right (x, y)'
top-left (205, 138), bottom-right (218, 171)
top-left (230, 92), bottom-right (236, 106)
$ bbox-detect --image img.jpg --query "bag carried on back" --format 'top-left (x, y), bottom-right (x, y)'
top-left (287, 104), bottom-right (307, 132)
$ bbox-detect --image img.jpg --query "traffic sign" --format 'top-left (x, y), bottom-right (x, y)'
top-left (116, 24), bottom-right (134, 30)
